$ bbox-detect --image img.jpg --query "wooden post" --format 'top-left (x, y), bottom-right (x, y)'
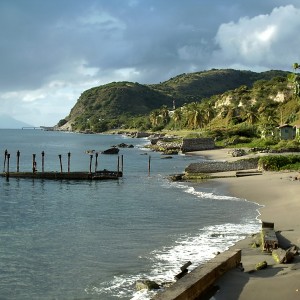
top-left (121, 154), bottom-right (124, 174)
top-left (89, 155), bottom-right (93, 173)
top-left (3, 149), bottom-right (7, 172)
top-left (6, 153), bottom-right (10, 179)
top-left (41, 151), bottom-right (45, 172)
top-left (58, 155), bottom-right (63, 173)
top-left (95, 152), bottom-right (98, 172)
top-left (148, 155), bottom-right (151, 176)
top-left (67, 152), bottom-right (71, 173)
top-left (16, 150), bottom-right (20, 172)
top-left (32, 154), bottom-right (36, 173)
top-left (117, 156), bottom-right (120, 173)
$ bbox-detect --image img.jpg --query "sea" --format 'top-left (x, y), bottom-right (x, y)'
top-left (0, 129), bottom-right (261, 300)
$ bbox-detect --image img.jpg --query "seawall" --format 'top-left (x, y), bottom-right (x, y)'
top-left (185, 157), bottom-right (259, 174)
top-left (153, 249), bottom-right (241, 300)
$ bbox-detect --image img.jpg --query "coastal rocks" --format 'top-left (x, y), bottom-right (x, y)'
top-left (136, 280), bottom-right (160, 291)
top-left (228, 148), bottom-right (246, 157)
top-left (121, 131), bottom-right (151, 138)
top-left (112, 143), bottom-right (134, 148)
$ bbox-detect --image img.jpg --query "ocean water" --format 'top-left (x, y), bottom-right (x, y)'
top-left (0, 129), bottom-right (261, 300)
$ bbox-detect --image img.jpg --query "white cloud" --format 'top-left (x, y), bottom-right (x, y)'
top-left (212, 5), bottom-right (300, 70)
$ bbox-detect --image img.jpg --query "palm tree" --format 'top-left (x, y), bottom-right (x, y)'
top-left (149, 110), bottom-right (160, 127)
top-left (159, 105), bottom-right (170, 125)
top-left (172, 108), bottom-right (182, 129)
top-left (183, 102), bottom-right (203, 129)
top-left (242, 105), bottom-right (259, 125)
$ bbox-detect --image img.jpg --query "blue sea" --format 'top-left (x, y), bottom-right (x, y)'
top-left (0, 129), bottom-right (261, 300)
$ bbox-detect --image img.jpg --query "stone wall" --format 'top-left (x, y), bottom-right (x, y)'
top-left (153, 249), bottom-right (241, 300)
top-left (185, 157), bottom-right (259, 174)
top-left (181, 138), bottom-right (215, 152)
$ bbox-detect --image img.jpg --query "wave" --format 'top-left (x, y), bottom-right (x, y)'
top-left (85, 221), bottom-right (260, 299)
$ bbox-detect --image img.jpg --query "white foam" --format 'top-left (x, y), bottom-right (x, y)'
top-left (85, 222), bottom-right (260, 299)
top-left (163, 180), bottom-right (241, 201)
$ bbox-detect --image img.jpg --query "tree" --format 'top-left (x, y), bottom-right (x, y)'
top-left (172, 108), bottom-right (182, 129)
top-left (183, 102), bottom-right (203, 129)
top-left (288, 63), bottom-right (300, 97)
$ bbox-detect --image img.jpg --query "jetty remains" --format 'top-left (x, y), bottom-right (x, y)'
top-left (1, 170), bottom-right (122, 181)
top-left (2, 149), bottom-right (123, 181)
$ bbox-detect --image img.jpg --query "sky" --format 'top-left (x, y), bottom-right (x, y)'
top-left (1, 0), bottom-right (300, 127)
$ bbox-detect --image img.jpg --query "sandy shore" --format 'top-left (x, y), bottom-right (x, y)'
top-left (191, 149), bottom-right (300, 300)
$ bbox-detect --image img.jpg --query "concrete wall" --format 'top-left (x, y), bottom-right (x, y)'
top-left (185, 157), bottom-right (259, 174)
top-left (181, 138), bottom-right (215, 152)
top-left (153, 249), bottom-right (241, 300)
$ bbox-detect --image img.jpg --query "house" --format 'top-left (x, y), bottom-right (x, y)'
top-left (277, 124), bottom-right (296, 140)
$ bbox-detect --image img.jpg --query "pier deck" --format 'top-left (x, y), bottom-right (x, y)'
top-left (1, 170), bottom-right (122, 181)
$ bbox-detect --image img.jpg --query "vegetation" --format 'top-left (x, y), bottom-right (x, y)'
top-left (57, 66), bottom-right (300, 156)
top-left (258, 155), bottom-right (300, 171)
top-left (60, 69), bottom-right (297, 133)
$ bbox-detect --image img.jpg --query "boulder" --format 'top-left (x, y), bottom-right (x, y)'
top-left (101, 147), bottom-right (119, 154)
top-left (136, 280), bottom-right (160, 291)
top-left (272, 246), bottom-right (298, 264)
top-left (255, 261), bottom-right (268, 270)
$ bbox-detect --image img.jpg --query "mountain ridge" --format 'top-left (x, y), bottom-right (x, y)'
top-left (59, 68), bottom-right (292, 131)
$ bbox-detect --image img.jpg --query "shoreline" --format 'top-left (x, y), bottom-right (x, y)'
top-left (192, 149), bottom-right (300, 299)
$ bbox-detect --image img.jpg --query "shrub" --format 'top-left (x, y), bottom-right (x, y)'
top-left (258, 155), bottom-right (300, 171)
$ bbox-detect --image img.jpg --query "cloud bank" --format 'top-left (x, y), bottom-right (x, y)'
top-left (0, 1), bottom-right (299, 126)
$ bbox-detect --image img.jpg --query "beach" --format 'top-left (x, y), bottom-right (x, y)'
top-left (196, 149), bottom-right (300, 300)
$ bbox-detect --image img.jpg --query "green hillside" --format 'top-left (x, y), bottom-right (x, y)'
top-left (59, 68), bottom-right (293, 132)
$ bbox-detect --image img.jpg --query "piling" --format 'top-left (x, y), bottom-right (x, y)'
top-left (89, 155), bottom-right (93, 173)
top-left (41, 151), bottom-right (45, 172)
top-left (17, 150), bottom-right (20, 172)
top-left (117, 156), bottom-right (120, 173)
top-left (68, 152), bottom-right (71, 173)
top-left (6, 153), bottom-right (10, 179)
top-left (58, 155), bottom-right (63, 173)
top-left (32, 154), bottom-right (36, 173)
top-left (121, 155), bottom-right (124, 173)
top-left (148, 155), bottom-right (151, 175)
top-left (3, 149), bottom-right (7, 172)
top-left (95, 152), bottom-right (98, 172)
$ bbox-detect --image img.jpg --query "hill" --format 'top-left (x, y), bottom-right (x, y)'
top-left (59, 69), bottom-right (291, 131)
top-left (0, 114), bottom-right (34, 129)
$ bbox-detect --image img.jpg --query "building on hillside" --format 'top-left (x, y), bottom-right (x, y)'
top-left (277, 124), bottom-right (296, 140)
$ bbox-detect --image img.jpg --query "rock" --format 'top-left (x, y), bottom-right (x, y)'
top-left (272, 246), bottom-right (299, 263)
top-left (229, 148), bottom-right (246, 157)
top-left (136, 280), bottom-right (160, 291)
top-left (101, 147), bottom-right (119, 154)
top-left (114, 143), bottom-right (134, 148)
top-left (255, 261), bottom-right (268, 270)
